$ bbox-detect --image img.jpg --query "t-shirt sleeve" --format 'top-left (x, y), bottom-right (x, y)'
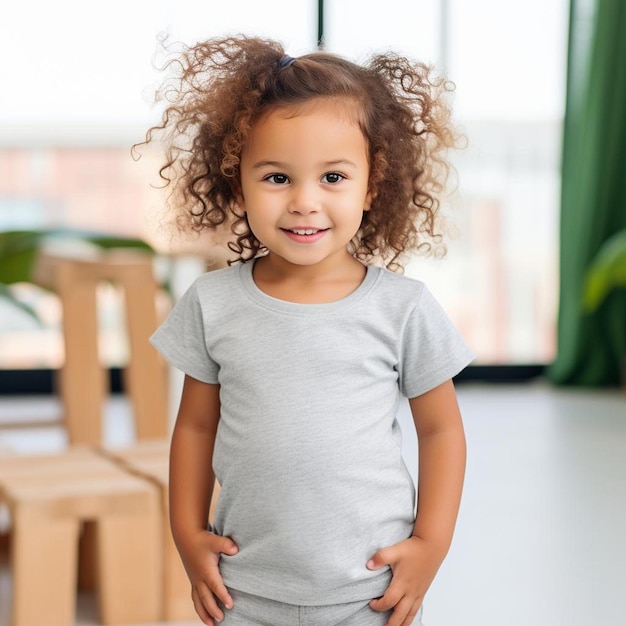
top-left (398, 285), bottom-right (475, 398)
top-left (150, 281), bottom-right (219, 384)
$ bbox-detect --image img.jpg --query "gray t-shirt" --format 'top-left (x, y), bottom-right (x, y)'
top-left (151, 261), bottom-right (474, 605)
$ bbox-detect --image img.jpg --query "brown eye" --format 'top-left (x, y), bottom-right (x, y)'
top-left (323, 172), bottom-right (344, 184)
top-left (266, 174), bottom-right (289, 184)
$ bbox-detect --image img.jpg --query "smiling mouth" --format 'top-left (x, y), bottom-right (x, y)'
top-left (282, 228), bottom-right (328, 235)
top-left (285, 228), bottom-right (324, 234)
top-left (281, 227), bottom-right (329, 243)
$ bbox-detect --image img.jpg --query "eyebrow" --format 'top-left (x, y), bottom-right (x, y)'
top-left (251, 159), bottom-right (358, 170)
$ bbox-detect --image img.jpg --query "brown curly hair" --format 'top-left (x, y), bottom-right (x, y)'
top-left (135, 35), bottom-right (460, 269)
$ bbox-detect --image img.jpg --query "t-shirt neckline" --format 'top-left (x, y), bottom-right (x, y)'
top-left (238, 260), bottom-right (380, 315)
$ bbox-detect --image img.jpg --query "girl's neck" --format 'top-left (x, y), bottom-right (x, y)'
top-left (251, 253), bottom-right (367, 304)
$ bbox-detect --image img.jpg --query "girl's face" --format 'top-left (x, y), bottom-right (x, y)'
top-left (238, 98), bottom-right (372, 275)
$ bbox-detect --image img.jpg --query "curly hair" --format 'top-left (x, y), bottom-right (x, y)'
top-left (135, 35), bottom-right (460, 269)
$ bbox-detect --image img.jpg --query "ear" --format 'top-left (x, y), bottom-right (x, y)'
top-left (363, 188), bottom-right (374, 212)
top-left (233, 181), bottom-right (246, 213)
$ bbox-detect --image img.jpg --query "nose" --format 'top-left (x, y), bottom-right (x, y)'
top-left (287, 183), bottom-right (320, 215)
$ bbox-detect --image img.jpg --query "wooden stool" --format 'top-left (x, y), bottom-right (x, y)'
top-left (0, 447), bottom-right (162, 626)
top-left (34, 249), bottom-right (168, 444)
top-left (100, 440), bottom-right (220, 621)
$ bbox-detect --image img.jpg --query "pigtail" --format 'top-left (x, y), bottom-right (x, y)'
top-left (134, 36), bottom-right (287, 256)
top-left (356, 54), bottom-right (459, 270)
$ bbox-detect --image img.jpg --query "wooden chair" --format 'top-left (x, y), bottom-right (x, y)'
top-left (34, 248), bottom-right (169, 444)
top-left (0, 249), bottom-right (173, 625)
top-left (0, 447), bottom-right (161, 626)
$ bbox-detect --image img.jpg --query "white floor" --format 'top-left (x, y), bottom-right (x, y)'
top-left (0, 381), bottom-right (625, 626)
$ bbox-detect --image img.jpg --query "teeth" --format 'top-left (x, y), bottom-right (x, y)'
top-left (291, 229), bottom-right (318, 235)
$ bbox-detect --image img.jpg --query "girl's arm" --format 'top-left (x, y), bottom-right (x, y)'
top-left (170, 374), bottom-right (238, 626)
top-left (410, 378), bottom-right (466, 555)
top-left (368, 379), bottom-right (466, 626)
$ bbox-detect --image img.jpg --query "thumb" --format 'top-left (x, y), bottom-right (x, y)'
top-left (216, 535), bottom-right (239, 555)
top-left (366, 547), bottom-right (391, 571)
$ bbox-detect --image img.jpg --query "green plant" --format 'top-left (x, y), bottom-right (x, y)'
top-left (0, 228), bottom-right (155, 321)
top-left (582, 229), bottom-right (626, 313)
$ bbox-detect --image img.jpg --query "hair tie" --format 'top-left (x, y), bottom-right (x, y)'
top-left (279, 54), bottom-right (296, 69)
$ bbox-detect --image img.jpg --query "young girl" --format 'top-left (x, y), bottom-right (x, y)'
top-left (143, 35), bottom-right (473, 626)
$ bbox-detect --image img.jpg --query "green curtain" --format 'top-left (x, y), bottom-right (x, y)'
top-left (548, 0), bottom-right (626, 387)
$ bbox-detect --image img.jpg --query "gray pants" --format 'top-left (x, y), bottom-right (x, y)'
top-left (220, 588), bottom-right (425, 626)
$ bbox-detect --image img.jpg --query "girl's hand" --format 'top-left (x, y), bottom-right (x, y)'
top-left (367, 535), bottom-right (442, 626)
top-left (179, 530), bottom-right (239, 625)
